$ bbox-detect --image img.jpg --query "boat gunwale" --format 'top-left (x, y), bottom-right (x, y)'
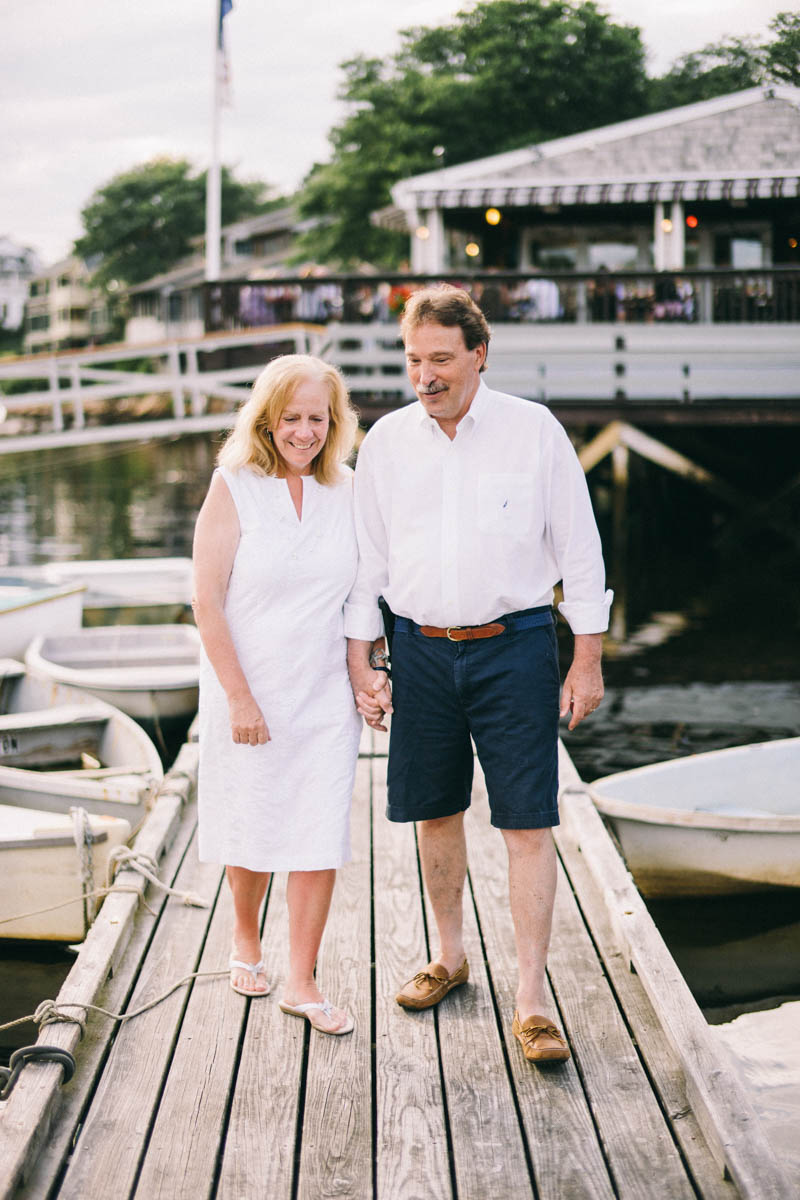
top-left (588, 736), bottom-right (800, 834)
top-left (0, 581), bottom-right (87, 615)
top-left (588, 787), bottom-right (800, 833)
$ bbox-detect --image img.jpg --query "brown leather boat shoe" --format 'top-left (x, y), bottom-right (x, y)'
top-left (395, 959), bottom-right (469, 1009)
top-left (512, 1012), bottom-right (571, 1063)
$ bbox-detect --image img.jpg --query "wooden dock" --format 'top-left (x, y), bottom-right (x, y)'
top-left (0, 734), bottom-right (793, 1200)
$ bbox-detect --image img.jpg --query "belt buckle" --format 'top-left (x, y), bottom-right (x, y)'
top-left (446, 626), bottom-right (463, 642)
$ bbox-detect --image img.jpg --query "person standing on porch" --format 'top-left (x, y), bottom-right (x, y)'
top-left (347, 285), bottom-right (612, 1063)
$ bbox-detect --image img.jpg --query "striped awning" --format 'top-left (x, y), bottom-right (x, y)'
top-left (413, 175), bottom-right (800, 210)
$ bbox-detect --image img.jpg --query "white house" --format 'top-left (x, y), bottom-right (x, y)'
top-left (0, 237), bottom-right (41, 332)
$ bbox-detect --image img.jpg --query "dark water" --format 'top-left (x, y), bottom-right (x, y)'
top-left (1, 428), bottom-right (798, 1158)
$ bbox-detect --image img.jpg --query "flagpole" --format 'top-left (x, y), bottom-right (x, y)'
top-left (205, 0), bottom-right (224, 282)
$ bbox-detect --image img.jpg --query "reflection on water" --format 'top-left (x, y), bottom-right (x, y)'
top-left (1, 431), bottom-right (798, 1157)
top-left (0, 434), bottom-right (218, 566)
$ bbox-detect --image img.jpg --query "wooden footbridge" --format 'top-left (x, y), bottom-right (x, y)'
top-left (0, 734), bottom-right (793, 1199)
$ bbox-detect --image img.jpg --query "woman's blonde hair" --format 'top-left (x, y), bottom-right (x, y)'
top-left (217, 354), bottom-right (358, 484)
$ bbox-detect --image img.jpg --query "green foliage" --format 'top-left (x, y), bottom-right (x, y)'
top-left (648, 36), bottom-right (765, 111)
top-left (765, 11), bottom-right (800, 85)
top-left (75, 158), bottom-right (275, 288)
top-left (296, 0), bottom-right (649, 267)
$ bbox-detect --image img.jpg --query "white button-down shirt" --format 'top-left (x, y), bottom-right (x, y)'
top-left (344, 380), bottom-right (612, 639)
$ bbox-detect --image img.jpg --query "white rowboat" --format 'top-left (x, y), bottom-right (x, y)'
top-left (0, 576), bottom-right (84, 659)
top-left (589, 737), bottom-right (800, 897)
top-left (0, 658), bottom-right (163, 828)
top-left (0, 658), bottom-right (164, 941)
top-left (25, 624), bottom-right (201, 721)
top-left (0, 805), bottom-right (132, 941)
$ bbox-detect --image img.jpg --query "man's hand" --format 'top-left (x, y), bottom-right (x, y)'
top-left (228, 691), bottom-right (270, 745)
top-left (559, 633), bottom-right (604, 731)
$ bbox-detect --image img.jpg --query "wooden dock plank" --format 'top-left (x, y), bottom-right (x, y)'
top-left (553, 804), bottom-right (739, 1200)
top-left (548, 860), bottom-right (696, 1200)
top-left (16, 802), bottom-right (201, 1200)
top-left (55, 848), bottom-right (222, 1198)
top-left (418, 771), bottom-right (533, 1199)
top-left (296, 755), bottom-right (373, 1200)
top-left (216, 872), bottom-right (303, 1200)
top-left (132, 882), bottom-right (247, 1200)
top-left (464, 779), bottom-right (617, 1200)
top-left (556, 744), bottom-right (796, 1200)
top-left (372, 754), bottom-right (452, 1200)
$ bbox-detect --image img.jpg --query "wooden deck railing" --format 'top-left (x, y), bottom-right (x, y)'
top-left (202, 267), bottom-right (800, 333)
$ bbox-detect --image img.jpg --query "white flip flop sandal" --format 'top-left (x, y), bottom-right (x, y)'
top-left (278, 998), bottom-right (354, 1035)
top-left (229, 956), bottom-right (270, 997)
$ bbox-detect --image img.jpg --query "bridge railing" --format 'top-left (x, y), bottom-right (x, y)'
top-left (204, 267), bottom-right (800, 333)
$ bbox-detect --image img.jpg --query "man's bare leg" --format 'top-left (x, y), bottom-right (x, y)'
top-left (417, 812), bottom-right (468, 973)
top-left (500, 826), bottom-right (558, 1017)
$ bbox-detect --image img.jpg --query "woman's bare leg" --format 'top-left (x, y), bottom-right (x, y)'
top-left (283, 868), bottom-right (349, 1032)
top-left (227, 864), bottom-right (270, 992)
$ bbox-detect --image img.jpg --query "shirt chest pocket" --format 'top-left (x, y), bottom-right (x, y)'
top-left (477, 473), bottom-right (535, 535)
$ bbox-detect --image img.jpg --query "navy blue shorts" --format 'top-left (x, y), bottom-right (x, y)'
top-left (386, 607), bottom-right (560, 830)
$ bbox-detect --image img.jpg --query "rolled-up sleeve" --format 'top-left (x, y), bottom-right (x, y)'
top-left (343, 434), bottom-right (387, 641)
top-left (545, 423), bottom-right (613, 634)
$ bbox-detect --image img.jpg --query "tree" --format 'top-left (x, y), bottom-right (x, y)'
top-left (296, 1), bottom-right (649, 267)
top-left (648, 11), bottom-right (800, 110)
top-left (765, 10), bottom-right (800, 85)
top-left (75, 158), bottom-right (275, 288)
top-left (648, 36), bottom-right (765, 112)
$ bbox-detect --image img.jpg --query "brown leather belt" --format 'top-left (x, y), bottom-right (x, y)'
top-left (419, 622), bottom-right (506, 642)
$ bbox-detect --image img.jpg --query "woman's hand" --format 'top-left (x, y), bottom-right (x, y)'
top-left (228, 692), bottom-right (270, 745)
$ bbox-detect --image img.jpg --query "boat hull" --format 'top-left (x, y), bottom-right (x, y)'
top-left (25, 625), bottom-right (200, 721)
top-left (0, 806), bottom-right (132, 941)
top-left (0, 658), bottom-right (162, 828)
top-left (590, 738), bottom-right (800, 898)
top-left (0, 579), bottom-right (85, 659)
top-left (602, 818), bottom-right (800, 897)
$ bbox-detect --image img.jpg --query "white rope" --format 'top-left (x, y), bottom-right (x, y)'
top-left (105, 847), bottom-right (208, 908)
top-left (0, 846), bottom-right (209, 928)
top-left (70, 805), bottom-right (95, 930)
top-left (0, 971), bottom-right (232, 1036)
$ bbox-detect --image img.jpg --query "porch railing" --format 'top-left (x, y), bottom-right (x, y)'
top-left (204, 267), bottom-right (800, 333)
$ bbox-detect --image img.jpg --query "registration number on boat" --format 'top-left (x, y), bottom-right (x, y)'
top-left (1, 734), bottom-right (19, 756)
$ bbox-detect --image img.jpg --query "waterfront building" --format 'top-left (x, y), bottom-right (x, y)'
top-left (0, 237), bottom-right (40, 333)
top-left (380, 86), bottom-right (800, 283)
top-left (124, 205), bottom-right (301, 344)
top-left (23, 256), bottom-right (110, 354)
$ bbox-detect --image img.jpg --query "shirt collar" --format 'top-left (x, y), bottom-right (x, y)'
top-left (414, 377), bottom-right (491, 434)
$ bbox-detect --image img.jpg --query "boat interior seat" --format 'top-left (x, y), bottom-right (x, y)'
top-left (0, 706), bottom-right (110, 768)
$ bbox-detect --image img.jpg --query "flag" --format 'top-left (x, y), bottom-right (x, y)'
top-left (217, 0), bottom-right (233, 105)
top-left (218, 0), bottom-right (233, 47)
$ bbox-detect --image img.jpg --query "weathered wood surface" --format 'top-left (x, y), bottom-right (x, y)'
top-left (0, 744), bottom-right (197, 1200)
top-left (16, 800), bottom-right (201, 1200)
top-left (4, 736), bottom-right (788, 1200)
top-left (466, 764), bottom-right (693, 1200)
top-left (556, 743), bottom-right (796, 1200)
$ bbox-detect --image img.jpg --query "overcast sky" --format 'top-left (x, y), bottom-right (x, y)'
top-left (1, 0), bottom-right (789, 264)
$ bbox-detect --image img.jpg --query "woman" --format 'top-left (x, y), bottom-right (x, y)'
top-left (193, 354), bottom-right (385, 1035)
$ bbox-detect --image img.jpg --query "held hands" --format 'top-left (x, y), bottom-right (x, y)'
top-left (357, 674), bottom-right (393, 732)
top-left (228, 691), bottom-right (270, 745)
top-left (349, 662), bottom-right (393, 732)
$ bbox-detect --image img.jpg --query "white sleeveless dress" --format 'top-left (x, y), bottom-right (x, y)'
top-left (197, 465), bottom-right (363, 872)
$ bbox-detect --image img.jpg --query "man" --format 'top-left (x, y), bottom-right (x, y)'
top-left (346, 285), bottom-right (611, 1064)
